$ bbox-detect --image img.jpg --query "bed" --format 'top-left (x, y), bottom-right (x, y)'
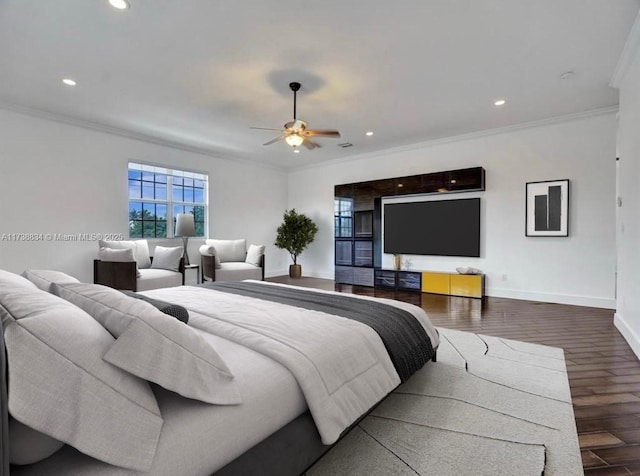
top-left (0, 270), bottom-right (439, 476)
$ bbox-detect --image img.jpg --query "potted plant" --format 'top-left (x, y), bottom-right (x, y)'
top-left (275, 209), bottom-right (319, 278)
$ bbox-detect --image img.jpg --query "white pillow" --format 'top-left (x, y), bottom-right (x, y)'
top-left (98, 247), bottom-right (135, 262)
top-left (52, 282), bottom-right (242, 405)
top-left (0, 270), bottom-right (38, 289)
top-left (1, 283), bottom-right (162, 471)
top-left (245, 244), bottom-right (265, 267)
top-left (98, 247), bottom-right (140, 278)
top-left (205, 239), bottom-right (246, 263)
top-left (151, 246), bottom-right (183, 272)
top-left (21, 270), bottom-right (80, 293)
top-left (98, 239), bottom-right (151, 269)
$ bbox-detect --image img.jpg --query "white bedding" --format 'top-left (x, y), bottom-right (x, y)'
top-left (11, 326), bottom-right (307, 475)
top-left (145, 283), bottom-right (403, 445)
top-left (11, 281), bottom-right (439, 475)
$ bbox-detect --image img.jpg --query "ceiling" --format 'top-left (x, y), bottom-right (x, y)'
top-left (1, 0), bottom-right (638, 170)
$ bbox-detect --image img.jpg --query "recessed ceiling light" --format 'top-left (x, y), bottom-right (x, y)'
top-left (494, 99), bottom-right (506, 107)
top-left (365, 131), bottom-right (374, 136)
top-left (293, 149), bottom-right (300, 154)
top-left (109, 0), bottom-right (130, 10)
top-left (62, 78), bottom-right (76, 86)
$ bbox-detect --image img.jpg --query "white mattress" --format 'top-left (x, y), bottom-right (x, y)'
top-left (11, 317), bottom-right (307, 476)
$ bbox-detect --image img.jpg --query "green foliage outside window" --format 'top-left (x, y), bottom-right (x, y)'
top-left (128, 163), bottom-right (207, 239)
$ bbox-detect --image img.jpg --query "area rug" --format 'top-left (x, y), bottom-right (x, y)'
top-left (306, 327), bottom-right (582, 476)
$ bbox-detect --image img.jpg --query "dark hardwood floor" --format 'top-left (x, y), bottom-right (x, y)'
top-left (268, 276), bottom-right (640, 475)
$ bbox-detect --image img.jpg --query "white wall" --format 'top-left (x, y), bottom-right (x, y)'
top-left (0, 106), bottom-right (620, 311)
top-left (613, 16), bottom-right (640, 358)
top-left (0, 109), bottom-right (290, 282)
top-left (288, 112), bottom-right (617, 308)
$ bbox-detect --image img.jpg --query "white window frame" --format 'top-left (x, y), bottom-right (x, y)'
top-left (128, 161), bottom-right (209, 239)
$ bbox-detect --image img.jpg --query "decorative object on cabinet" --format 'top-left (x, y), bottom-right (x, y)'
top-left (525, 179), bottom-right (569, 237)
top-left (456, 266), bottom-right (482, 275)
top-left (275, 209), bottom-right (318, 278)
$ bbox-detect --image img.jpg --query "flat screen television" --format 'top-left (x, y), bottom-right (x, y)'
top-left (384, 198), bottom-right (480, 257)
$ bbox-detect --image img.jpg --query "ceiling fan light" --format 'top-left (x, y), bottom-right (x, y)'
top-left (285, 134), bottom-right (304, 147)
top-left (109, 0), bottom-right (130, 9)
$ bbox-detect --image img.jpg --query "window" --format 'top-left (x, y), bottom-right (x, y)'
top-left (128, 162), bottom-right (207, 239)
top-left (334, 198), bottom-right (353, 238)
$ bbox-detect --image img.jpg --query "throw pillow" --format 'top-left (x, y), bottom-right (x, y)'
top-left (98, 247), bottom-right (135, 262)
top-left (205, 239), bottom-right (246, 263)
top-left (98, 239), bottom-right (151, 269)
top-left (52, 282), bottom-right (242, 405)
top-left (245, 244), bottom-right (266, 267)
top-left (121, 290), bottom-right (189, 324)
top-left (0, 283), bottom-right (162, 471)
top-left (98, 247), bottom-right (140, 278)
top-left (21, 269), bottom-right (80, 293)
top-left (0, 270), bottom-right (38, 289)
top-left (151, 246), bottom-right (183, 272)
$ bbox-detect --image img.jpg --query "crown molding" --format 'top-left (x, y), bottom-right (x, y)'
top-left (1, 100), bottom-right (618, 176)
top-left (290, 106), bottom-right (619, 173)
top-left (0, 101), bottom-right (286, 172)
top-left (611, 9), bottom-right (640, 88)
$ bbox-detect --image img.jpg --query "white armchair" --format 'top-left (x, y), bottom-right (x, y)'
top-left (94, 240), bottom-right (185, 291)
top-left (199, 239), bottom-right (265, 282)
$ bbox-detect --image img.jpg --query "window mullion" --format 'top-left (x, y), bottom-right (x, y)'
top-left (129, 162), bottom-right (208, 240)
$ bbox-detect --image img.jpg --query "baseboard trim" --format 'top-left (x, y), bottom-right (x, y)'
top-left (614, 313), bottom-right (640, 359)
top-left (269, 273), bottom-right (616, 309)
top-left (486, 287), bottom-right (615, 309)
top-left (305, 271), bottom-right (335, 280)
top-left (265, 269), bottom-right (290, 279)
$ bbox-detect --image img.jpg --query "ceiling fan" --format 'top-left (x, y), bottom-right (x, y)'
top-left (251, 82), bottom-right (341, 150)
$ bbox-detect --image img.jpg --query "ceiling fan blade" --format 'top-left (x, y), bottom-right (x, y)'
top-left (250, 126), bottom-right (283, 131)
top-left (302, 139), bottom-right (321, 150)
top-left (263, 134), bottom-right (286, 146)
top-left (303, 129), bottom-right (341, 138)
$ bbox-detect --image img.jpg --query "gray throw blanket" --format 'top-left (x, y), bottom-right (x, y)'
top-left (201, 281), bottom-right (435, 382)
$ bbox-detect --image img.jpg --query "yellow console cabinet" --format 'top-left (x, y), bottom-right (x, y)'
top-left (421, 272), bottom-right (451, 295)
top-left (450, 274), bottom-right (483, 298)
top-left (421, 271), bottom-right (484, 298)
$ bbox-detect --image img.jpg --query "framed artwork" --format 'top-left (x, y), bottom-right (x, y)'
top-left (525, 179), bottom-right (569, 237)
